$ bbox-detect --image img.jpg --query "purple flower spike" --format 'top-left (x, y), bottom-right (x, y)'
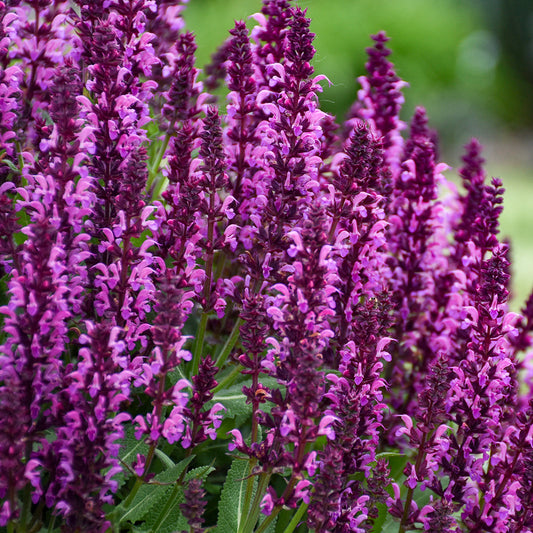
top-left (252, 7), bottom-right (326, 244)
top-left (132, 271), bottom-right (192, 449)
top-left (443, 242), bottom-right (519, 528)
top-left (48, 322), bottom-right (131, 532)
top-left (162, 32), bottom-right (201, 130)
top-left (145, 1), bottom-right (188, 75)
top-left (456, 139), bottom-right (486, 255)
top-left (225, 20), bottom-right (257, 201)
top-left (384, 107), bottom-right (450, 424)
top-left (194, 106), bottom-right (229, 313)
top-left (347, 31), bottom-right (407, 177)
top-left (183, 356), bottom-right (223, 449)
top-left (285, 7), bottom-right (315, 82)
top-left (252, 0), bottom-right (292, 84)
top-left (180, 478), bottom-right (207, 532)
top-left (0, 218), bottom-right (73, 522)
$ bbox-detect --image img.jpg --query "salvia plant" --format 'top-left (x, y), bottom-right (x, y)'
top-left (1, 0), bottom-right (533, 532)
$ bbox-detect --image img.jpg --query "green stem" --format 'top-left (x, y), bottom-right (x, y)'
top-left (215, 318), bottom-right (243, 368)
top-left (147, 132), bottom-right (171, 198)
top-left (239, 472), bottom-right (272, 533)
top-left (398, 431), bottom-right (428, 533)
top-left (192, 186), bottom-right (217, 376)
top-left (149, 481), bottom-right (181, 533)
top-left (19, 485), bottom-right (31, 532)
top-left (122, 476), bottom-right (144, 510)
top-left (212, 364), bottom-right (242, 394)
top-left (240, 457), bottom-right (258, 533)
top-left (46, 508), bottom-right (57, 533)
top-left (282, 501), bottom-right (308, 533)
top-left (214, 251), bottom-right (226, 282)
top-left (152, 167), bottom-right (169, 201)
top-left (28, 521), bottom-right (43, 533)
top-left (143, 442), bottom-right (158, 478)
top-left (27, 497), bottom-right (45, 532)
top-left (16, 141), bottom-right (24, 175)
top-left (398, 486), bottom-right (414, 533)
top-left (192, 312), bottom-right (209, 376)
top-left (254, 506), bottom-right (281, 533)
top-left (327, 197), bottom-right (346, 242)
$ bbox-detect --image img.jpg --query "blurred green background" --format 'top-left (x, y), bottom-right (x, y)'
top-left (184, 0), bottom-right (533, 308)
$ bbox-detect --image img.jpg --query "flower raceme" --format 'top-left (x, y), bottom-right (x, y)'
top-left (0, 1), bottom-right (532, 532)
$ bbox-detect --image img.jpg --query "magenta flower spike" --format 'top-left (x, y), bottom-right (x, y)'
top-left (347, 31), bottom-right (407, 178)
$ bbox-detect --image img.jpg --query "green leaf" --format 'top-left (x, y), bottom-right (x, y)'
top-left (209, 383), bottom-right (252, 422)
top-left (210, 375), bottom-right (280, 422)
top-left (114, 428), bottom-right (150, 491)
top-left (119, 477), bottom-right (170, 525)
top-left (376, 452), bottom-right (406, 460)
top-left (70, 1), bottom-right (81, 16)
top-left (120, 427), bottom-right (150, 466)
top-left (168, 362), bottom-right (190, 387)
top-left (379, 513), bottom-right (399, 533)
top-left (145, 465), bottom-right (215, 533)
top-left (258, 512), bottom-right (278, 533)
top-left (182, 312), bottom-right (201, 338)
top-left (154, 448), bottom-right (175, 470)
top-left (3, 158), bottom-right (20, 173)
top-left (373, 503), bottom-right (391, 533)
top-left (215, 458), bottom-right (256, 533)
top-left (413, 484), bottom-right (432, 509)
top-left (154, 455), bottom-right (195, 484)
top-left (119, 456), bottom-right (195, 525)
top-left (387, 453), bottom-right (409, 482)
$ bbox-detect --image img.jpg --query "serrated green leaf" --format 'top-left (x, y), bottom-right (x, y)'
top-left (209, 384), bottom-right (251, 422)
top-left (216, 458), bottom-right (256, 533)
top-left (145, 466), bottom-right (215, 533)
top-left (379, 513), bottom-right (399, 533)
top-left (209, 375), bottom-right (281, 422)
top-left (119, 456), bottom-right (195, 525)
top-left (114, 428), bottom-right (150, 491)
top-left (154, 455), bottom-right (195, 484)
top-left (119, 427), bottom-right (150, 465)
top-left (186, 465), bottom-right (215, 481)
top-left (120, 483), bottom-right (172, 525)
top-left (109, 427), bottom-right (149, 488)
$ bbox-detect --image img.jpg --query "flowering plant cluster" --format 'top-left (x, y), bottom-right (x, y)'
top-left (1, 0), bottom-right (533, 532)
